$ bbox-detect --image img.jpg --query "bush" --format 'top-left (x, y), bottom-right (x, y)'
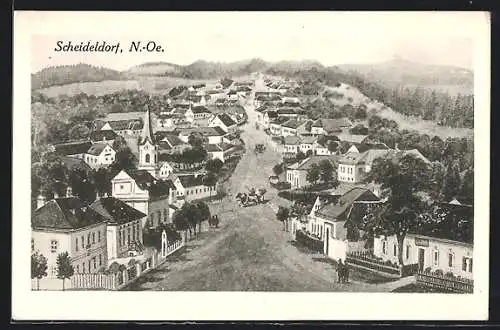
top-left (424, 267), bottom-right (432, 274)
top-left (434, 269), bottom-right (444, 276)
top-left (445, 271), bottom-right (455, 278)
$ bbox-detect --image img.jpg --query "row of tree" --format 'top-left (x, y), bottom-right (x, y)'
top-left (31, 250), bottom-right (73, 290)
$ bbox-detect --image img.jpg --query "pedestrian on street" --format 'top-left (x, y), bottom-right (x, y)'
top-left (344, 262), bottom-right (349, 283)
top-left (337, 259), bottom-right (344, 283)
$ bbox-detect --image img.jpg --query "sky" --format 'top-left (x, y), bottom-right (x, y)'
top-left (23, 11), bottom-right (487, 73)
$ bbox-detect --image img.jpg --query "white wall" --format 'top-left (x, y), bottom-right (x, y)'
top-left (373, 234), bottom-right (474, 279)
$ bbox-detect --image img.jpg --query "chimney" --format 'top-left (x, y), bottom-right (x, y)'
top-left (66, 186), bottom-right (73, 197)
top-left (36, 195), bottom-right (46, 209)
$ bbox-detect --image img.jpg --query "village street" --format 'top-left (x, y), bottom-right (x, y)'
top-left (125, 79), bottom-right (406, 292)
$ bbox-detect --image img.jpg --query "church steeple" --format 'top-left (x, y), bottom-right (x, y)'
top-left (139, 106), bottom-right (154, 145)
top-left (138, 106), bottom-right (158, 178)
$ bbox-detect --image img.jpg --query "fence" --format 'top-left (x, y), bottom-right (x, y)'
top-left (295, 229), bottom-right (324, 253)
top-left (71, 274), bottom-right (117, 290)
top-left (33, 240), bottom-right (185, 291)
top-left (416, 271), bottom-right (474, 293)
top-left (345, 251), bottom-right (418, 278)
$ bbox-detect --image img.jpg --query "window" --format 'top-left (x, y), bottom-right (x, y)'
top-left (393, 244), bottom-right (397, 257)
top-left (463, 257), bottom-right (473, 273)
top-left (127, 228), bottom-right (131, 243)
top-left (76, 265), bottom-right (80, 273)
top-left (132, 226), bottom-right (135, 242)
top-left (93, 257), bottom-right (97, 269)
top-left (98, 231), bottom-right (101, 243)
top-left (89, 260), bottom-right (91, 272)
top-left (382, 241), bottom-right (387, 254)
top-left (87, 234), bottom-right (91, 246)
top-left (145, 154), bottom-right (150, 163)
top-left (75, 238), bottom-right (79, 252)
top-left (448, 253), bottom-right (454, 267)
top-left (406, 246), bottom-right (410, 259)
top-left (50, 240), bottom-right (58, 253)
top-left (92, 232), bottom-right (96, 244)
top-left (82, 263), bottom-right (85, 273)
top-left (120, 184), bottom-right (124, 190)
top-left (433, 249), bottom-right (439, 266)
top-left (50, 266), bottom-right (57, 277)
top-left (81, 236), bottom-right (84, 249)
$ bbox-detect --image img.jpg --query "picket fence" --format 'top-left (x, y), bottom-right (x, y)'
top-left (32, 240), bottom-right (186, 291)
top-left (416, 271), bottom-right (474, 293)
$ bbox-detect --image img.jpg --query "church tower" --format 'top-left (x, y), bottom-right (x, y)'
top-left (138, 106), bottom-right (159, 177)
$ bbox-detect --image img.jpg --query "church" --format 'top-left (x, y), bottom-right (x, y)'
top-left (111, 107), bottom-right (180, 229)
top-left (110, 107), bottom-right (216, 229)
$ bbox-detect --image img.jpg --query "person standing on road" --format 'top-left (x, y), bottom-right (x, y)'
top-left (344, 262), bottom-right (349, 283)
top-left (337, 259), bottom-right (344, 283)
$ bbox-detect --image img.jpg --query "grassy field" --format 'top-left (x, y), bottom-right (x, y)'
top-left (35, 75), bottom-right (256, 97)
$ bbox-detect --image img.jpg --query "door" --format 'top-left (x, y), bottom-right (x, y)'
top-left (418, 248), bottom-right (425, 271)
top-left (325, 228), bottom-right (330, 255)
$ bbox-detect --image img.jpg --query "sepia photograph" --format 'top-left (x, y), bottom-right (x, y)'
top-left (13, 11), bottom-right (490, 320)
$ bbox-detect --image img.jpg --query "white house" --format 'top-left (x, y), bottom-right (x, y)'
top-left (169, 173), bottom-right (218, 202)
top-left (32, 196), bottom-right (108, 276)
top-left (158, 162), bottom-right (175, 179)
top-left (84, 143), bottom-right (116, 169)
top-left (286, 155), bottom-right (339, 189)
top-left (205, 143), bottom-right (235, 163)
top-left (89, 197), bottom-right (146, 261)
top-left (208, 113), bottom-right (238, 133)
top-left (311, 118), bottom-right (353, 136)
top-left (373, 233), bottom-right (473, 279)
top-left (283, 135), bottom-right (301, 157)
top-left (111, 169), bottom-right (178, 229)
top-left (308, 187), bottom-right (380, 262)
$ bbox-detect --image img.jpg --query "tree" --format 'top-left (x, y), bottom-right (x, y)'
top-left (31, 251), bottom-right (48, 290)
top-left (195, 201), bottom-right (211, 233)
top-left (442, 163), bottom-right (461, 201)
top-left (56, 252), bottom-right (74, 291)
top-left (327, 141), bottom-right (339, 154)
top-left (365, 154), bottom-right (432, 265)
top-left (272, 163), bottom-right (284, 176)
top-left (459, 169), bottom-right (474, 202)
top-left (354, 104), bottom-right (368, 119)
top-left (188, 133), bottom-right (205, 148)
top-left (205, 158), bottom-right (224, 174)
top-left (276, 206), bottom-right (290, 231)
top-left (349, 124), bottom-right (369, 135)
top-left (68, 123), bottom-right (90, 141)
top-left (306, 149), bottom-right (313, 157)
top-left (296, 151), bottom-right (306, 161)
top-left (69, 168), bottom-right (96, 204)
top-left (319, 160), bottom-right (336, 185)
top-left (202, 172), bottom-right (218, 200)
top-left (173, 206), bottom-right (190, 240)
top-left (306, 164), bottom-right (320, 185)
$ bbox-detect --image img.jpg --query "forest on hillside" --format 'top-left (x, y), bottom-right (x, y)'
top-left (32, 63), bottom-right (126, 90)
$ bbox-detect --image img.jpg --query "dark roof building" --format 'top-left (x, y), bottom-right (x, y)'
top-left (32, 197), bottom-right (108, 230)
top-left (316, 188), bottom-right (379, 222)
top-left (53, 141), bottom-right (93, 156)
top-left (90, 197), bottom-right (146, 225)
top-left (216, 113), bottom-right (237, 127)
top-left (90, 130), bottom-right (117, 142)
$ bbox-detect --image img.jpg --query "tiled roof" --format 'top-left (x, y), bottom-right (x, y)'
top-left (61, 156), bottom-right (92, 172)
top-left (90, 130), bottom-right (117, 142)
top-left (216, 113), bottom-right (237, 127)
top-left (121, 169), bottom-right (175, 197)
top-left (32, 197), bottom-right (108, 230)
top-left (284, 136), bottom-right (302, 145)
top-left (281, 119), bottom-right (305, 129)
top-left (192, 106), bottom-right (211, 114)
top-left (313, 118), bottom-right (353, 133)
top-left (316, 188), bottom-right (379, 221)
top-left (104, 112), bottom-right (145, 122)
top-left (53, 141), bottom-right (93, 156)
top-left (270, 117), bottom-right (289, 125)
top-left (108, 120), bottom-right (143, 131)
top-left (87, 143), bottom-right (112, 156)
top-left (288, 155), bottom-right (339, 171)
top-left (277, 108), bottom-right (297, 115)
top-left (90, 197), bottom-right (146, 225)
top-left (336, 133), bottom-right (368, 144)
top-left (176, 174), bottom-right (206, 188)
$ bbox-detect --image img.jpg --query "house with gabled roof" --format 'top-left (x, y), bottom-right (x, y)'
top-left (53, 141), bottom-right (116, 169)
top-left (31, 196), bottom-right (109, 276)
top-left (208, 113), bottom-right (238, 133)
top-left (311, 118), bottom-right (353, 135)
top-left (205, 142), bottom-right (236, 163)
top-left (90, 197), bottom-right (147, 260)
top-left (308, 187), bottom-right (381, 261)
top-left (286, 155), bottom-right (340, 189)
top-left (111, 169), bottom-right (178, 229)
top-left (168, 173), bottom-right (218, 202)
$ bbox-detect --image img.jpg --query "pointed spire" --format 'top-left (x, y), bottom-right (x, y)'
top-left (140, 106), bottom-right (154, 145)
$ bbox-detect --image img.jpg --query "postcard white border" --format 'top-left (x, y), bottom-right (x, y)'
top-left (12, 11), bottom-right (490, 321)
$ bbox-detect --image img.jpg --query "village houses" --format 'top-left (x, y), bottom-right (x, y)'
top-left (168, 173), bottom-right (218, 202)
top-left (32, 193), bottom-right (109, 276)
top-left (286, 155), bottom-right (340, 189)
top-left (89, 196), bottom-right (146, 261)
top-left (208, 113), bottom-right (238, 134)
top-left (53, 141), bottom-right (116, 169)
